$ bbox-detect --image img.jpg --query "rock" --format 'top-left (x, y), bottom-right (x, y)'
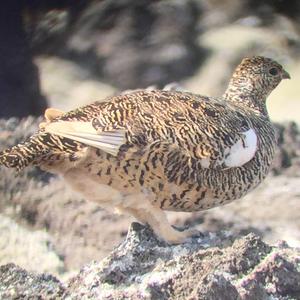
top-left (0, 263), bottom-right (66, 299)
top-left (0, 214), bottom-right (64, 275)
top-left (0, 224), bottom-right (299, 299)
top-left (272, 122), bottom-right (300, 175)
top-left (0, 2), bottom-right (47, 118)
top-left (32, 0), bottom-right (204, 90)
top-left (36, 57), bottom-right (116, 111)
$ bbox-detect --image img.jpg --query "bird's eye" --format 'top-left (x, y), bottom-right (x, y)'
top-left (269, 67), bottom-right (278, 76)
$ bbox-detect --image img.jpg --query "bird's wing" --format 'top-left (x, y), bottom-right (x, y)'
top-left (43, 90), bottom-right (259, 168)
top-left (44, 121), bottom-right (126, 157)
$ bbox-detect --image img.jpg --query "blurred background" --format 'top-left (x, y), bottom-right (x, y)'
top-left (0, 0), bottom-right (300, 280)
top-left (1, 0), bottom-right (300, 122)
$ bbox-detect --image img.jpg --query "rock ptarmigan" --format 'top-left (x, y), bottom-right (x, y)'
top-left (0, 56), bottom-right (290, 244)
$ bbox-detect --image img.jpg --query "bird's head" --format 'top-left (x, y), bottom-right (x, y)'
top-left (233, 56), bottom-right (290, 93)
top-left (224, 56), bottom-right (290, 114)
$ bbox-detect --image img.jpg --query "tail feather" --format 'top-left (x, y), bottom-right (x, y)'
top-left (0, 131), bottom-right (86, 171)
top-left (0, 134), bottom-right (51, 171)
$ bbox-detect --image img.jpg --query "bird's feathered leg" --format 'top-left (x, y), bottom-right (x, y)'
top-left (118, 206), bottom-right (199, 244)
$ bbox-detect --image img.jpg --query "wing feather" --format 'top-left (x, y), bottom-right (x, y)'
top-left (44, 121), bottom-right (126, 156)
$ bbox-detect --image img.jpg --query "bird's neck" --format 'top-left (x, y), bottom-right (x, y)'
top-left (223, 85), bottom-right (269, 117)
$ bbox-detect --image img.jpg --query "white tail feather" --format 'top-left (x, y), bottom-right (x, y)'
top-left (44, 121), bottom-right (126, 156)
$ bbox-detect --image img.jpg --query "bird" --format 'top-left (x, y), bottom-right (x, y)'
top-left (0, 56), bottom-right (290, 244)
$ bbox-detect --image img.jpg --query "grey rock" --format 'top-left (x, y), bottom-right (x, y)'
top-left (0, 224), bottom-right (299, 299)
top-left (52, 226), bottom-right (300, 299)
top-left (0, 263), bottom-right (66, 299)
top-left (0, 214), bottom-right (64, 275)
top-left (272, 122), bottom-right (300, 176)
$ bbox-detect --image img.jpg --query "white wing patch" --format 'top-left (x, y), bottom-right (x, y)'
top-left (224, 128), bottom-right (258, 168)
top-left (44, 121), bottom-right (126, 156)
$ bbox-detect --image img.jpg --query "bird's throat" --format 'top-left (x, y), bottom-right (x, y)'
top-left (223, 88), bottom-right (269, 117)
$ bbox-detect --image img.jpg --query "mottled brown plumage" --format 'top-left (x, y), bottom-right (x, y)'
top-left (0, 56), bottom-right (290, 243)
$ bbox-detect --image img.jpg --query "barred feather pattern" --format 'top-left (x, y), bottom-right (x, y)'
top-left (47, 89), bottom-right (276, 211)
top-left (0, 132), bottom-right (84, 171)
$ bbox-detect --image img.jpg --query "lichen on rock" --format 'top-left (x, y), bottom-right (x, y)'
top-left (1, 223), bottom-right (299, 299)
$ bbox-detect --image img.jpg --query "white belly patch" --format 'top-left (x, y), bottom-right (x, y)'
top-left (224, 128), bottom-right (258, 167)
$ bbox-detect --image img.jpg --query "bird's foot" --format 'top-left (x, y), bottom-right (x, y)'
top-left (173, 224), bottom-right (203, 237)
top-left (181, 227), bottom-right (203, 241)
top-left (157, 226), bottom-right (202, 245)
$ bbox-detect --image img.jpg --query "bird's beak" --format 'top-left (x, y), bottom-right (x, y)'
top-left (282, 69), bottom-right (291, 79)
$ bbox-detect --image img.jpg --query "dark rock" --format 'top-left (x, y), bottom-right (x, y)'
top-left (223, 234), bottom-right (272, 274)
top-left (237, 250), bottom-right (300, 299)
top-left (191, 274), bottom-right (240, 300)
top-left (0, 2), bottom-right (47, 118)
top-left (31, 0), bottom-right (205, 90)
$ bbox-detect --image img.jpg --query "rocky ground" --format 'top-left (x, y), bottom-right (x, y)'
top-left (1, 224), bottom-right (300, 299)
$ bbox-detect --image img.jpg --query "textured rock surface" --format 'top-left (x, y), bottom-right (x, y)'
top-left (0, 214), bottom-right (63, 275)
top-left (0, 224), bottom-right (299, 299)
top-left (0, 263), bottom-right (66, 299)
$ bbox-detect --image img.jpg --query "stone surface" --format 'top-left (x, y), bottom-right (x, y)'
top-left (0, 224), bottom-right (299, 299)
top-left (0, 214), bottom-right (64, 275)
top-left (0, 263), bottom-right (66, 299)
